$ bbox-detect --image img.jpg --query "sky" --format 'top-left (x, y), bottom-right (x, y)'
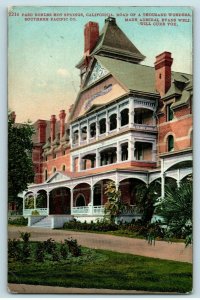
top-left (8, 6), bottom-right (193, 123)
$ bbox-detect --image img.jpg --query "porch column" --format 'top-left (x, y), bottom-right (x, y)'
top-left (70, 188), bottom-right (74, 214)
top-left (152, 141), bottom-right (157, 161)
top-left (129, 98), bottom-right (134, 128)
top-left (90, 186), bottom-right (94, 215)
top-left (47, 191), bottom-right (50, 215)
top-left (78, 154), bottom-right (82, 172)
top-left (96, 149), bottom-right (100, 168)
top-left (96, 121), bottom-right (100, 141)
top-left (22, 191), bottom-right (26, 216)
top-left (106, 114), bottom-right (110, 135)
top-left (128, 138), bottom-right (135, 161)
top-left (161, 158), bottom-right (165, 198)
top-left (33, 193), bottom-right (37, 209)
top-left (78, 124), bottom-right (80, 146)
top-left (177, 169), bottom-right (180, 188)
top-left (106, 109), bottom-right (109, 136)
top-left (70, 156), bottom-right (75, 172)
top-left (86, 119), bottom-right (89, 144)
top-left (117, 142), bottom-right (121, 163)
top-left (117, 104), bottom-right (120, 132)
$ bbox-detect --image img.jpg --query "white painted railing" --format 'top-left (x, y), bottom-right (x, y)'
top-left (23, 208), bottom-right (48, 216)
top-left (71, 206), bottom-right (89, 215)
top-left (72, 205), bottom-right (105, 215)
top-left (133, 124), bottom-right (157, 131)
top-left (93, 206), bottom-right (105, 215)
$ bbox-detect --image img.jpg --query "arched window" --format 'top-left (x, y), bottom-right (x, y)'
top-left (53, 167), bottom-right (56, 173)
top-left (90, 123), bottom-right (96, 138)
top-left (109, 114), bottom-right (117, 131)
top-left (76, 194), bottom-right (86, 207)
top-left (120, 109), bottom-right (129, 126)
top-left (62, 165), bottom-right (66, 171)
top-left (99, 118), bottom-right (106, 134)
top-left (168, 135), bottom-right (174, 152)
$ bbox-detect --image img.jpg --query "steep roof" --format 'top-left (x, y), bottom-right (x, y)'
top-left (91, 17), bottom-right (145, 63)
top-left (95, 55), bottom-right (157, 94)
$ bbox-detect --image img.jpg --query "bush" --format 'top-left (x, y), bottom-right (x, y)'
top-left (35, 242), bottom-right (45, 262)
top-left (60, 242), bottom-right (68, 259)
top-left (8, 216), bottom-right (28, 226)
top-left (43, 238), bottom-right (56, 255)
top-left (20, 232), bottom-right (31, 243)
top-left (65, 238), bottom-right (81, 257)
top-left (63, 219), bottom-right (118, 232)
top-left (8, 239), bottom-right (21, 260)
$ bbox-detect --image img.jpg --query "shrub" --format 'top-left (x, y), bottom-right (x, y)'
top-left (20, 232), bottom-right (31, 243)
top-left (65, 238), bottom-right (81, 257)
top-left (8, 216), bottom-right (28, 226)
top-left (60, 242), bottom-right (68, 259)
top-left (31, 210), bottom-right (40, 216)
top-left (35, 242), bottom-right (45, 262)
top-left (8, 239), bottom-right (21, 261)
top-left (43, 238), bottom-right (56, 255)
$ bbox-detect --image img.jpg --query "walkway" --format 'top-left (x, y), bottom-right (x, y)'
top-left (8, 226), bottom-right (192, 263)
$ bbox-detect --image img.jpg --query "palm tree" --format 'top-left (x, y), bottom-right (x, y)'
top-left (155, 180), bottom-right (192, 245)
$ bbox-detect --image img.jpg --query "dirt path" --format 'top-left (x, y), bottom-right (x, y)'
top-left (8, 226), bottom-right (192, 263)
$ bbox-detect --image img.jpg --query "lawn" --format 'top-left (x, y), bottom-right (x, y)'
top-left (8, 244), bottom-right (192, 293)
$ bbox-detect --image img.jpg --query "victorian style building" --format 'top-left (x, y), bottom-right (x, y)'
top-left (22, 17), bottom-right (193, 228)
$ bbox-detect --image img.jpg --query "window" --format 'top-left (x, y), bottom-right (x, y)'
top-left (136, 144), bottom-right (143, 160)
top-left (76, 195), bottom-right (86, 207)
top-left (166, 104), bottom-right (174, 121)
top-left (109, 114), bottom-right (117, 131)
top-left (90, 123), bottom-right (96, 137)
top-left (99, 118), bottom-right (106, 134)
top-left (121, 143), bottom-right (128, 161)
top-left (53, 167), bottom-right (56, 173)
top-left (120, 109), bottom-right (129, 126)
top-left (53, 153), bottom-right (56, 159)
top-left (62, 165), bottom-right (66, 171)
top-left (168, 135), bottom-right (174, 152)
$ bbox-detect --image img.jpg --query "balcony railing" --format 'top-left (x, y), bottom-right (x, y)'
top-left (133, 124), bottom-right (157, 131)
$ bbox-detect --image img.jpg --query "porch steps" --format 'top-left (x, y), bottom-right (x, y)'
top-left (31, 216), bottom-right (52, 228)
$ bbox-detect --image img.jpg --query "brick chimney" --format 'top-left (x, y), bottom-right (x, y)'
top-left (84, 21), bottom-right (99, 56)
top-left (50, 115), bottom-right (56, 143)
top-left (59, 109), bottom-right (66, 138)
top-left (154, 52), bottom-right (173, 97)
top-left (37, 120), bottom-right (47, 144)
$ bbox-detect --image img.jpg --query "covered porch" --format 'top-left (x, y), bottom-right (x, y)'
top-left (23, 170), bottom-right (149, 221)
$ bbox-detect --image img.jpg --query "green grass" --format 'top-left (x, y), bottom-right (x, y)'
top-left (8, 245), bottom-right (192, 293)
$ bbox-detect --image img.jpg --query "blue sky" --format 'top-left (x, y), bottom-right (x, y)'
top-left (8, 6), bottom-right (193, 122)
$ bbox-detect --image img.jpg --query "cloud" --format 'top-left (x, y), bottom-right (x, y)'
top-left (57, 68), bottom-right (70, 78)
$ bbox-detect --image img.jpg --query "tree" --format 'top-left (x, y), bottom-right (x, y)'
top-left (8, 112), bottom-right (35, 208)
top-left (104, 181), bottom-right (127, 223)
top-left (155, 179), bottom-right (192, 246)
top-left (135, 180), bottom-right (161, 224)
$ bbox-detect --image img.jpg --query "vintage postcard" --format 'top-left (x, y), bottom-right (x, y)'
top-left (8, 6), bottom-right (193, 294)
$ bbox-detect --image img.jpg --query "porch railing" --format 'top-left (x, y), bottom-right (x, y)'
top-left (71, 206), bottom-right (89, 215)
top-left (71, 205), bottom-right (105, 215)
top-left (23, 208), bottom-right (48, 216)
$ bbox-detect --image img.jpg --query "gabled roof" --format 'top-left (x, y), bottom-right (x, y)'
top-left (91, 17), bottom-right (145, 63)
top-left (95, 55), bottom-right (158, 94)
top-left (46, 171), bottom-right (71, 183)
